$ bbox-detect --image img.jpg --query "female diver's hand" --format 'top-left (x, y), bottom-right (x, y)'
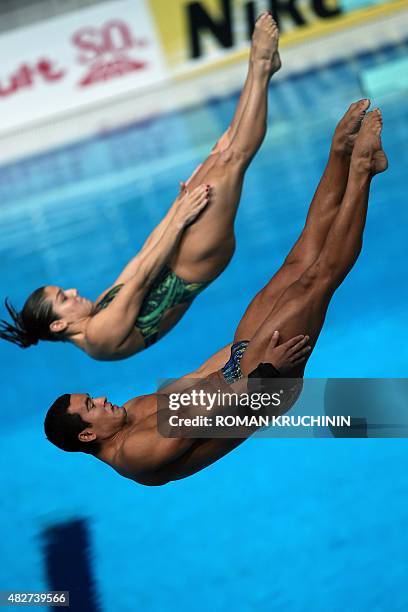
top-left (174, 184), bottom-right (211, 228)
top-left (264, 331), bottom-right (311, 374)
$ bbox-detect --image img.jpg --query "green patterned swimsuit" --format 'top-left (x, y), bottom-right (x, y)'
top-left (94, 266), bottom-right (208, 348)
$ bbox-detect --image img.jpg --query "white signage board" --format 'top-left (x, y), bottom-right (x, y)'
top-left (0, 0), bottom-right (168, 134)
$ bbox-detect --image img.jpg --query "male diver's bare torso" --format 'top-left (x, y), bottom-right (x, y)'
top-left (97, 344), bottom-right (235, 485)
top-left (100, 393), bottom-right (229, 487)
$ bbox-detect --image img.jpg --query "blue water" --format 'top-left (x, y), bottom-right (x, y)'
top-left (1, 41), bottom-right (408, 611)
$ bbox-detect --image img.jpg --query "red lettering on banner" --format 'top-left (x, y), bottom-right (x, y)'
top-left (0, 19), bottom-right (148, 99)
top-left (72, 27), bottom-right (104, 62)
top-left (0, 64), bottom-right (33, 97)
top-left (37, 59), bottom-right (66, 81)
top-left (103, 20), bottom-right (134, 52)
top-left (72, 19), bottom-right (148, 88)
top-left (0, 59), bottom-right (66, 98)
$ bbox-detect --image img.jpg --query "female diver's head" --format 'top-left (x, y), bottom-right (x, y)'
top-left (0, 286), bottom-right (94, 348)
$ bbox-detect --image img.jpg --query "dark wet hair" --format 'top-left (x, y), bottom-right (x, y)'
top-left (44, 394), bottom-right (101, 455)
top-left (0, 287), bottom-right (64, 348)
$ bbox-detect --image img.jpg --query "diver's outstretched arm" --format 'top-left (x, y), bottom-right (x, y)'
top-left (87, 185), bottom-right (210, 351)
top-left (108, 184), bottom-right (210, 288)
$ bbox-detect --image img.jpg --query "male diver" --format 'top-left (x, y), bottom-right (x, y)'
top-left (1, 13), bottom-right (281, 359)
top-left (44, 109), bottom-right (388, 485)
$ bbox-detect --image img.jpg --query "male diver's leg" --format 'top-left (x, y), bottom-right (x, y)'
top-left (153, 115), bottom-right (386, 483)
top-left (152, 114), bottom-right (387, 484)
top-left (153, 115), bottom-right (387, 483)
top-left (282, 99), bottom-right (370, 270)
top-left (237, 110), bottom-right (387, 375)
top-left (171, 14), bottom-right (280, 282)
top-left (233, 100), bottom-right (370, 337)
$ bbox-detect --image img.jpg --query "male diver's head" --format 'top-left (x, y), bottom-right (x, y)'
top-left (0, 286), bottom-right (93, 348)
top-left (44, 393), bottom-right (126, 454)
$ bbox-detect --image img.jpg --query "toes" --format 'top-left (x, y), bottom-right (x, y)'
top-left (362, 110), bottom-right (382, 134)
top-left (254, 12), bottom-right (268, 28)
top-left (353, 98), bottom-right (370, 110)
top-left (349, 99), bottom-right (369, 115)
top-left (260, 11), bottom-right (277, 26)
top-left (372, 109), bottom-right (382, 127)
top-left (255, 11), bottom-right (278, 34)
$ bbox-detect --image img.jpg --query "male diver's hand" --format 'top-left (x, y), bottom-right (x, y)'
top-left (175, 184), bottom-right (211, 228)
top-left (264, 331), bottom-right (311, 374)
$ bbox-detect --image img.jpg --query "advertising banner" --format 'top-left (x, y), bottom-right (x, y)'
top-left (0, 0), bottom-right (168, 132)
top-left (0, 0), bottom-right (405, 133)
top-left (147, 0), bottom-right (406, 73)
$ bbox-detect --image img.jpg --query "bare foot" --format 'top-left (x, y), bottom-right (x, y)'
top-left (351, 109), bottom-right (388, 175)
top-left (332, 99), bottom-right (370, 155)
top-left (251, 12), bottom-right (281, 77)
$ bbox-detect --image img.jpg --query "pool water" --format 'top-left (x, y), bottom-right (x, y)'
top-left (0, 41), bottom-right (407, 611)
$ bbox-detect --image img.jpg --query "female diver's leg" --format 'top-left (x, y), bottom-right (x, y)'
top-left (171, 14), bottom-right (280, 282)
top-left (183, 12), bottom-right (273, 191)
top-left (181, 60), bottom-right (254, 191)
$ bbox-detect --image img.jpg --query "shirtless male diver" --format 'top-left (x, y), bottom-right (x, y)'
top-left (44, 108), bottom-right (388, 485)
top-left (1, 13), bottom-right (281, 360)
